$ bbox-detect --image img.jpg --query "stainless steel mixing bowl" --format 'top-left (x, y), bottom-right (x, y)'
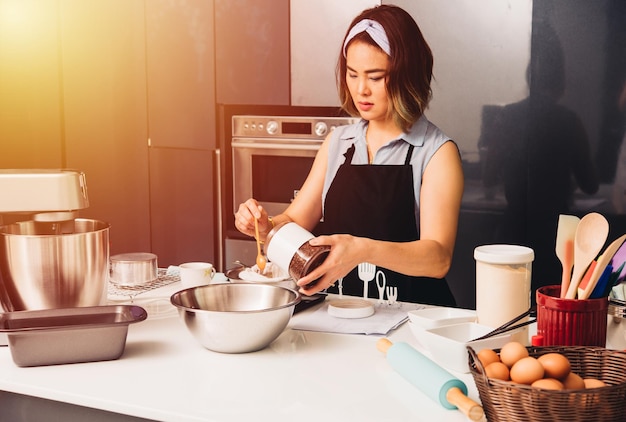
top-left (0, 218), bottom-right (109, 311)
top-left (170, 283), bottom-right (301, 353)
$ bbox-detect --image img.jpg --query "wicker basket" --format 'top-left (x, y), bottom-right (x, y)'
top-left (468, 345), bottom-right (626, 422)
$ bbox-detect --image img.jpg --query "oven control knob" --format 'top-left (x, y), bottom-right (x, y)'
top-left (314, 122), bottom-right (328, 137)
top-left (266, 120), bottom-right (279, 135)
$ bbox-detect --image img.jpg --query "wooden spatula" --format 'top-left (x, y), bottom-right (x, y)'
top-left (555, 214), bottom-right (579, 298)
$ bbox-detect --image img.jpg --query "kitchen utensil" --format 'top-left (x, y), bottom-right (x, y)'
top-left (238, 262), bottom-right (290, 283)
top-left (578, 234), bottom-right (626, 300)
top-left (357, 262), bottom-right (375, 298)
top-left (170, 283), bottom-right (300, 353)
top-left (469, 345), bottom-right (626, 422)
top-left (375, 270), bottom-right (386, 304)
top-left (377, 338), bottom-right (484, 421)
top-left (179, 262), bottom-right (217, 288)
top-left (386, 285), bottom-right (398, 305)
top-left (0, 305), bottom-right (147, 367)
top-left (565, 212), bottom-right (609, 299)
top-left (254, 218), bottom-right (267, 273)
top-left (407, 307), bottom-right (477, 330)
top-left (266, 222), bottom-right (330, 289)
top-left (575, 259), bottom-right (597, 299)
top-left (0, 169), bottom-right (89, 214)
top-left (613, 262), bottom-right (625, 286)
top-left (471, 307), bottom-right (536, 341)
top-left (0, 218), bottom-right (110, 311)
top-left (589, 264), bottom-right (613, 298)
top-left (414, 322), bottom-right (512, 373)
top-left (109, 252), bottom-right (158, 287)
top-left (555, 214), bottom-right (579, 297)
top-left (327, 298), bottom-right (375, 319)
top-left (611, 239), bottom-right (626, 283)
top-left (537, 285), bottom-right (608, 346)
top-left (474, 244), bottom-right (533, 344)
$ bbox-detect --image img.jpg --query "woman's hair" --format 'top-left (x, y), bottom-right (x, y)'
top-left (337, 5), bottom-right (433, 132)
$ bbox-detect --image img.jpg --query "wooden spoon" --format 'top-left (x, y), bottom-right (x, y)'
top-left (565, 212), bottom-right (609, 299)
top-left (555, 214), bottom-right (580, 298)
top-left (254, 218), bottom-right (267, 273)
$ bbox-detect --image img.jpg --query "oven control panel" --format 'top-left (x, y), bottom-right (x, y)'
top-left (232, 116), bottom-right (359, 140)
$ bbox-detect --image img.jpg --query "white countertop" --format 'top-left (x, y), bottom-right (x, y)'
top-left (0, 281), bottom-right (485, 422)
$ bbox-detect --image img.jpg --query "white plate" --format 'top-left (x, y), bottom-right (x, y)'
top-left (327, 299), bottom-right (375, 319)
top-left (238, 263), bottom-right (290, 283)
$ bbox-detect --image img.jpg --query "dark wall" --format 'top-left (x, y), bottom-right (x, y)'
top-left (449, 0), bottom-right (626, 309)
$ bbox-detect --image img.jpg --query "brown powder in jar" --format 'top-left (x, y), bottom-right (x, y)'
top-left (288, 241), bottom-right (330, 289)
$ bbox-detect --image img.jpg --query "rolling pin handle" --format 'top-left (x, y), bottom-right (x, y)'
top-left (376, 338), bottom-right (392, 354)
top-left (445, 387), bottom-right (484, 421)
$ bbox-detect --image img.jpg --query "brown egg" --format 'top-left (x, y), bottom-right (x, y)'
top-left (537, 353), bottom-right (571, 380)
top-left (500, 341), bottom-right (529, 367)
top-left (584, 378), bottom-right (607, 389)
top-left (477, 348), bottom-right (500, 368)
top-left (531, 378), bottom-right (564, 390)
top-left (510, 356), bottom-right (545, 384)
top-left (562, 372), bottom-right (585, 390)
top-left (485, 361), bottom-right (510, 381)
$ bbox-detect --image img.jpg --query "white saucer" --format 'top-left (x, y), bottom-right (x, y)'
top-left (238, 263), bottom-right (289, 283)
top-left (327, 299), bottom-right (375, 319)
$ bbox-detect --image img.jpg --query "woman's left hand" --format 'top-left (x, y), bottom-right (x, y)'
top-left (296, 234), bottom-right (365, 295)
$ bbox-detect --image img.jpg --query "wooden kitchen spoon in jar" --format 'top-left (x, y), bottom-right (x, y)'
top-left (565, 212), bottom-right (609, 299)
top-left (254, 218), bottom-right (267, 273)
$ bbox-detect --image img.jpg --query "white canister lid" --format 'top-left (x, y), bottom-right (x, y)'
top-left (474, 244), bottom-right (535, 264)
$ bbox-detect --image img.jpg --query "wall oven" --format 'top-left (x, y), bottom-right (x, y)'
top-left (232, 115), bottom-right (358, 216)
top-left (221, 109), bottom-right (358, 270)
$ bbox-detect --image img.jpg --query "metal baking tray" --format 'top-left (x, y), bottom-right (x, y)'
top-left (0, 305), bottom-right (147, 367)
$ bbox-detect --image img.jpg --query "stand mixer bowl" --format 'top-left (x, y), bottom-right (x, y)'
top-left (0, 218), bottom-right (110, 311)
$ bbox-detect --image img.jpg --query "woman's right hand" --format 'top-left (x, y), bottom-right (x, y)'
top-left (234, 198), bottom-right (271, 240)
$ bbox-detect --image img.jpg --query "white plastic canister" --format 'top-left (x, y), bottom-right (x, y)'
top-left (474, 244), bottom-right (534, 344)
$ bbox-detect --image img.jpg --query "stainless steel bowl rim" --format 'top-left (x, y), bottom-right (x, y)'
top-left (0, 218), bottom-right (110, 236)
top-left (169, 283), bottom-right (301, 314)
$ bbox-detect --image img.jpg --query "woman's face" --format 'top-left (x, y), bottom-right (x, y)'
top-left (345, 41), bottom-right (390, 123)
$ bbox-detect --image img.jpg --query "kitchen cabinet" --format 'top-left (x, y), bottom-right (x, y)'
top-left (145, 0), bottom-right (217, 266)
top-left (60, 0), bottom-right (151, 253)
top-left (148, 148), bottom-right (216, 266)
top-left (1, 0), bottom-right (218, 265)
top-left (0, 0), bottom-right (63, 168)
top-left (145, 0), bottom-right (215, 151)
top-left (214, 0), bottom-right (290, 105)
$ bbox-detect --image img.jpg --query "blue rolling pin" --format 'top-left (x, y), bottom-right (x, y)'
top-left (377, 338), bottom-right (484, 421)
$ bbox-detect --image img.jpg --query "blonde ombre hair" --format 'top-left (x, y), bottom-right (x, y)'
top-left (337, 5), bottom-right (433, 133)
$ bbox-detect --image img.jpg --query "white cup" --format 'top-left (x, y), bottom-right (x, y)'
top-left (179, 262), bottom-right (216, 288)
top-left (474, 244), bottom-right (534, 345)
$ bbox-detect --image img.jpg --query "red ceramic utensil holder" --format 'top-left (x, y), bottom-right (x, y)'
top-left (536, 285), bottom-right (608, 347)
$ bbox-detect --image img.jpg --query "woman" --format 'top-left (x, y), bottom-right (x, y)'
top-left (234, 5), bottom-right (464, 306)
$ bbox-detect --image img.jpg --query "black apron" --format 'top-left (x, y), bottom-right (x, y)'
top-left (315, 143), bottom-right (456, 306)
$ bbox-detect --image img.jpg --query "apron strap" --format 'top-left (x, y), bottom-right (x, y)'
top-left (404, 144), bottom-right (415, 165)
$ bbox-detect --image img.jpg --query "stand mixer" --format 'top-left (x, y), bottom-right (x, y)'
top-left (0, 169), bottom-right (110, 314)
top-left (0, 168), bottom-right (89, 225)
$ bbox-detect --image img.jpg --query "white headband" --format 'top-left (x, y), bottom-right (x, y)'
top-left (343, 19), bottom-right (391, 57)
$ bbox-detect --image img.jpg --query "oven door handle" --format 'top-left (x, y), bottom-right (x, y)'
top-left (231, 141), bottom-right (321, 151)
